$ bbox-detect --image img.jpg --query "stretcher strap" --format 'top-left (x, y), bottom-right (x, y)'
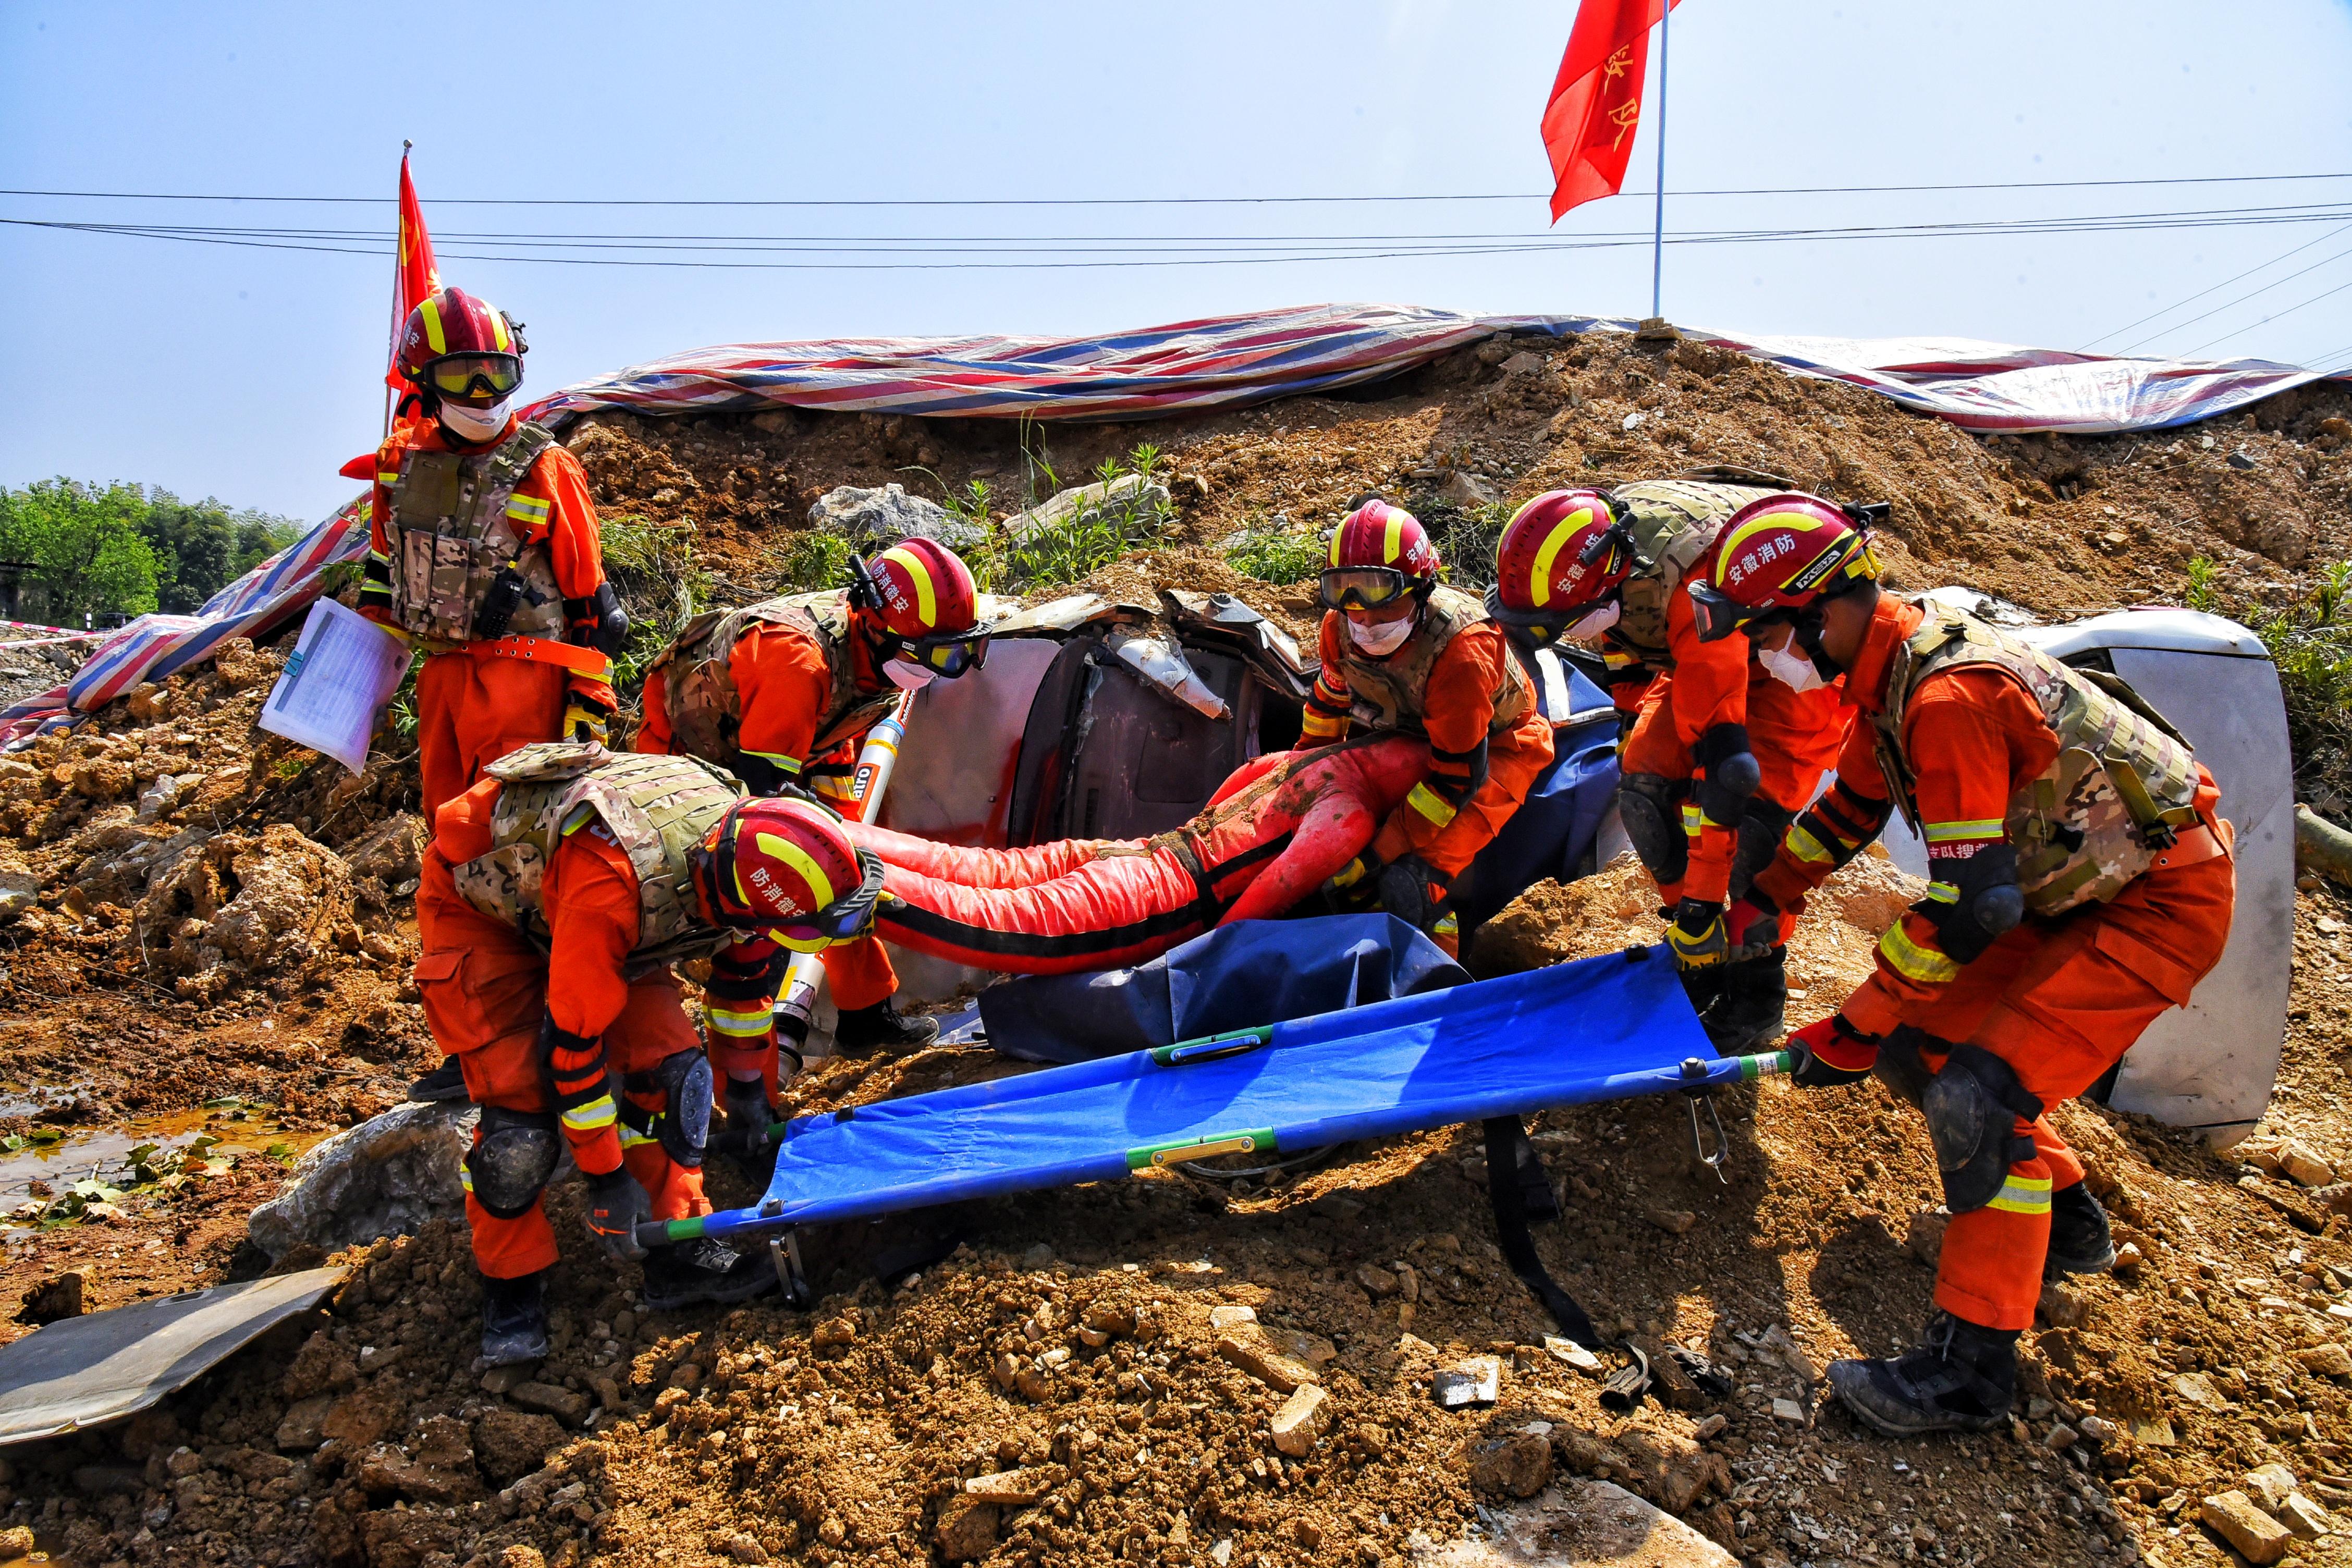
top-left (1483, 1114), bottom-right (1602, 1349)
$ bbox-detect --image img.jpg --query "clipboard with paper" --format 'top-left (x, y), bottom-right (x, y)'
top-left (257, 598), bottom-right (415, 774)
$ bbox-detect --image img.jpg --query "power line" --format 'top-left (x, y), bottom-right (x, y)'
top-left (2113, 238), bottom-right (2352, 355)
top-left (4, 171), bottom-right (2351, 208)
top-left (2078, 220), bottom-right (2352, 350)
top-left (2176, 274), bottom-right (2352, 358)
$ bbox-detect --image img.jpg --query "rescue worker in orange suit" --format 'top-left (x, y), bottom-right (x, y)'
top-left (1300, 499), bottom-right (1553, 954)
top-left (635, 537), bottom-right (990, 1060)
top-left (1488, 486), bottom-right (1862, 1054)
top-left (1694, 506), bottom-right (2234, 1436)
top-left (417, 739), bottom-right (887, 1364)
top-left (344, 287), bottom-right (629, 1107)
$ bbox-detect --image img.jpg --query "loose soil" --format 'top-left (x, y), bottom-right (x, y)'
top-left (4, 327), bottom-right (2352, 1568)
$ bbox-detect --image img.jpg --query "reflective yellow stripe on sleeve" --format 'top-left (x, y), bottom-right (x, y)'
top-left (1878, 922), bottom-right (1961, 985)
top-left (504, 494), bottom-right (552, 526)
top-left (618, 1125), bottom-right (658, 1150)
top-left (1406, 781), bottom-right (1458, 827)
top-left (741, 750), bottom-right (804, 777)
top-left (705, 1005), bottom-right (774, 1038)
top-left (560, 1096), bottom-right (618, 1133)
top-left (1986, 1173), bottom-right (2053, 1215)
top-left (1924, 818), bottom-right (2006, 843)
top-left (1786, 823), bottom-right (1835, 864)
top-left (1924, 881), bottom-right (1959, 904)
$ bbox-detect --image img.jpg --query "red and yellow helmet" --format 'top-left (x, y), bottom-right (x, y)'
top-left (1319, 499), bottom-right (1441, 610)
top-left (1485, 489), bottom-right (1632, 648)
top-left (394, 286), bottom-right (526, 406)
top-left (1688, 493), bottom-right (1883, 642)
top-left (695, 797), bottom-right (883, 951)
top-left (853, 537), bottom-right (990, 677)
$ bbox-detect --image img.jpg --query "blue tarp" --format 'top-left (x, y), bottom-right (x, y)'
top-left (695, 946), bottom-right (1753, 1242)
top-left (978, 914), bottom-right (1468, 1064)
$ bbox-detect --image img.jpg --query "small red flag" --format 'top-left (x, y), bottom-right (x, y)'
top-left (386, 147), bottom-right (441, 393)
top-left (1541, 0), bottom-right (1680, 222)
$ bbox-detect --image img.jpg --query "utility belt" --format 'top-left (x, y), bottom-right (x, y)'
top-left (416, 633), bottom-right (614, 681)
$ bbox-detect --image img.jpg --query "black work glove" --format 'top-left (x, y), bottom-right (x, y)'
top-left (1786, 1015), bottom-right (1880, 1088)
top-left (717, 1075), bottom-right (776, 1158)
top-left (1665, 898), bottom-right (1729, 972)
top-left (582, 1168), bottom-right (654, 1261)
top-left (1376, 854), bottom-right (1443, 930)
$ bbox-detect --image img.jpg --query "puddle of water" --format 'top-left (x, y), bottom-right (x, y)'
top-left (0, 1105), bottom-right (335, 1203)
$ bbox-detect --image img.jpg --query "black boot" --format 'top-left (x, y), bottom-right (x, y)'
top-left (1828, 1309), bottom-right (2018, 1436)
top-left (832, 999), bottom-right (939, 1056)
top-left (407, 1057), bottom-right (468, 1103)
top-left (479, 1269), bottom-right (549, 1366)
top-left (2046, 1182), bottom-right (2116, 1275)
top-left (640, 1238), bottom-right (778, 1312)
top-left (1676, 967), bottom-right (1725, 1024)
top-left (1701, 946), bottom-right (1788, 1056)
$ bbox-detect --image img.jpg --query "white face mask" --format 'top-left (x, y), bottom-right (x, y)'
top-left (1757, 633), bottom-right (1826, 693)
top-left (1345, 612), bottom-right (1416, 656)
top-left (884, 656), bottom-right (937, 692)
top-left (1562, 601), bottom-right (1621, 642)
top-left (437, 396), bottom-right (514, 443)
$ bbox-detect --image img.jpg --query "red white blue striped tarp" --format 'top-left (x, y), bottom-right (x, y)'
top-left (7, 304), bottom-right (2342, 746)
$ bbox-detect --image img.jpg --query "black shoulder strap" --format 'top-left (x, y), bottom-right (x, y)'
top-left (1483, 1115), bottom-right (1602, 1349)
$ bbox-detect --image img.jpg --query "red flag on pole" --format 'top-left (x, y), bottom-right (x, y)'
top-left (386, 144), bottom-right (440, 394)
top-left (1541, 0), bottom-right (1679, 221)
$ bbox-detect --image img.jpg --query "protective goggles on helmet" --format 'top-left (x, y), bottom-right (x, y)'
top-left (1318, 567), bottom-right (1423, 611)
top-left (1688, 532), bottom-right (1880, 643)
top-left (767, 849), bottom-right (888, 953)
top-left (421, 352), bottom-right (524, 403)
top-left (898, 627), bottom-right (990, 678)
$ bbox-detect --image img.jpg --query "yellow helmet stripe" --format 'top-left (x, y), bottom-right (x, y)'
top-left (1716, 513), bottom-right (1821, 585)
top-left (489, 310), bottom-right (511, 351)
top-left (879, 546), bottom-right (938, 629)
top-left (1382, 508), bottom-right (1403, 564)
top-left (755, 829), bottom-right (837, 912)
top-left (1527, 507), bottom-right (1595, 609)
top-left (418, 295), bottom-right (447, 356)
top-left (1328, 528), bottom-right (1343, 568)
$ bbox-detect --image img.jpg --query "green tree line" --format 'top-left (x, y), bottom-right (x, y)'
top-left (0, 478), bottom-right (308, 625)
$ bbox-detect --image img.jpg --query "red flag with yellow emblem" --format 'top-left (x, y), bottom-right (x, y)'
top-left (386, 146), bottom-right (441, 394)
top-left (1541, 0), bottom-right (1680, 221)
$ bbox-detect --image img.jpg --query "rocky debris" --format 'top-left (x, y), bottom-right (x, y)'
top-left (2299, 1341), bottom-right (2352, 1378)
top-left (2202, 1489), bottom-right (2293, 1562)
top-left (1217, 1332), bottom-right (1316, 1393)
top-left (1434, 1355), bottom-right (1502, 1408)
top-left (1269, 1383), bottom-right (1329, 1457)
top-left (1423, 1478), bottom-right (1737, 1567)
top-left (15, 1270), bottom-right (83, 1324)
top-left (1467, 1429), bottom-right (1553, 1497)
top-left (2281, 1491), bottom-right (2335, 1540)
top-left (247, 1100), bottom-right (475, 1261)
top-left (2246, 1460), bottom-right (2300, 1511)
top-left (935, 1496), bottom-right (1001, 1561)
top-left (1002, 473), bottom-right (1171, 544)
top-left (807, 481), bottom-right (982, 552)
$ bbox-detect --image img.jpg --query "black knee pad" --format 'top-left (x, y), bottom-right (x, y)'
top-left (1923, 1044), bottom-right (2045, 1214)
top-left (647, 1048), bottom-right (714, 1169)
top-left (466, 1106), bottom-right (560, 1221)
top-left (1616, 772), bottom-right (1688, 888)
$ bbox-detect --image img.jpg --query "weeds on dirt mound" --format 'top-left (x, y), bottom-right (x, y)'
top-left (2192, 554), bottom-right (2352, 820)
top-left (1223, 510), bottom-right (1326, 584)
top-left (1411, 495), bottom-right (1514, 593)
top-left (600, 514), bottom-right (709, 701)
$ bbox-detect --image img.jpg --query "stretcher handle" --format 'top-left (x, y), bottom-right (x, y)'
top-left (1150, 1026), bottom-right (1275, 1067)
top-left (635, 1216), bottom-right (706, 1248)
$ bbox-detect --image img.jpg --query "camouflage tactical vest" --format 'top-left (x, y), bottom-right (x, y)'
top-left (449, 741), bottom-right (748, 973)
top-left (1874, 607), bottom-right (2204, 917)
top-left (1600, 478), bottom-right (1781, 671)
top-left (647, 590), bottom-right (899, 775)
top-left (382, 422), bottom-right (568, 644)
top-left (1332, 585), bottom-right (1535, 739)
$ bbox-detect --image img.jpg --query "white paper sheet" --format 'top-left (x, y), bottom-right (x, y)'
top-left (256, 598), bottom-right (413, 774)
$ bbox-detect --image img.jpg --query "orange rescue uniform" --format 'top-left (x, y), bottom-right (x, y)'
top-left (635, 619), bottom-right (898, 1012)
top-left (1756, 596), bottom-right (2235, 1330)
top-left (1620, 583), bottom-right (1853, 913)
top-left (1300, 613), bottom-right (1554, 880)
top-left (351, 419), bottom-right (616, 816)
top-left (420, 778), bottom-right (738, 1280)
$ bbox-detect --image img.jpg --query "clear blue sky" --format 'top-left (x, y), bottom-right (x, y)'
top-left (4, 1), bottom-right (2350, 523)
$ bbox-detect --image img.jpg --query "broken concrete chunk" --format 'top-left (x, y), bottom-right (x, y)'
top-left (1433, 1356), bottom-right (1501, 1409)
top-left (1269, 1383), bottom-right (1329, 1457)
top-left (2202, 1490), bottom-right (2292, 1563)
top-left (1217, 1334), bottom-right (1316, 1393)
top-left (1467, 1430), bottom-right (1553, 1498)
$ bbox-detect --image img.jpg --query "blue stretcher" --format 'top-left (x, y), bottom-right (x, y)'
top-left (638, 948), bottom-right (1790, 1305)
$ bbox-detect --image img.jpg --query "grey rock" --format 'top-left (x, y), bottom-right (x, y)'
top-left (0, 866), bottom-right (35, 923)
top-left (807, 483), bottom-right (982, 551)
top-left (247, 1101), bottom-right (478, 1260)
top-left (1002, 474), bottom-right (1170, 543)
top-left (1440, 471), bottom-right (1498, 507)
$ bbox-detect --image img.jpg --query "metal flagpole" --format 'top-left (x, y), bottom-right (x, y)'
top-left (1650, 3), bottom-right (1668, 320)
